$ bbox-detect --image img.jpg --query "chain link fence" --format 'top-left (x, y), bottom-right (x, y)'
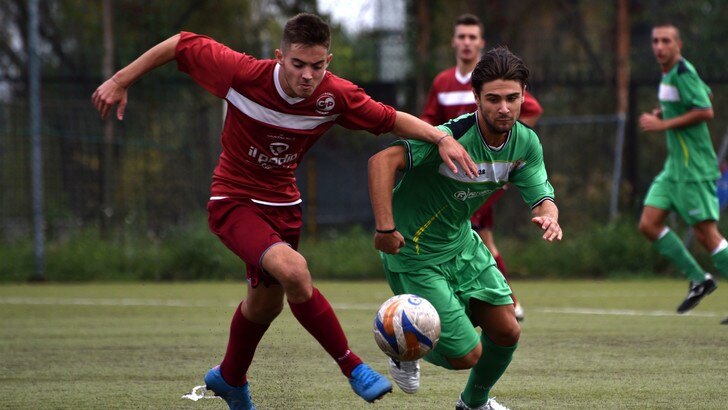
top-left (3, 79), bottom-right (728, 243)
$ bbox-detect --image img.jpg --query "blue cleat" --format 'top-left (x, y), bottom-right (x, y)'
top-left (349, 363), bottom-right (393, 403)
top-left (204, 366), bottom-right (256, 410)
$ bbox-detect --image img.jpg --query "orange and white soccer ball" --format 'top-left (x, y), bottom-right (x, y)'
top-left (373, 294), bottom-right (441, 361)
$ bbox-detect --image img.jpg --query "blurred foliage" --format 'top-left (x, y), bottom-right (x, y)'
top-left (4, 217), bottom-right (728, 282)
top-left (5, 1), bottom-right (728, 281)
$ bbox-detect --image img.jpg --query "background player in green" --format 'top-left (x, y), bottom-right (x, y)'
top-left (368, 47), bottom-right (562, 410)
top-left (639, 23), bottom-right (728, 323)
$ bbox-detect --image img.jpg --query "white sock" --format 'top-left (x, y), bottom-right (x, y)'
top-left (711, 238), bottom-right (728, 255)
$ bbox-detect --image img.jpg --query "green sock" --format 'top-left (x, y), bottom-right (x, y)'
top-left (461, 334), bottom-right (517, 408)
top-left (422, 348), bottom-right (454, 370)
top-left (711, 246), bottom-right (728, 279)
top-left (654, 230), bottom-right (705, 282)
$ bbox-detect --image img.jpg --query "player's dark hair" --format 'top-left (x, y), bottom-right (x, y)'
top-left (454, 13), bottom-right (484, 38)
top-left (653, 23), bottom-right (681, 41)
top-left (471, 46), bottom-right (529, 95)
top-left (281, 13), bottom-right (331, 51)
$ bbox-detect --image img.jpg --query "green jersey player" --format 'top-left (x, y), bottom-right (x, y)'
top-left (368, 47), bottom-right (562, 410)
top-left (639, 24), bottom-right (728, 323)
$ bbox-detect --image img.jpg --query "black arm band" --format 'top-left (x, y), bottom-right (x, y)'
top-left (376, 227), bottom-right (397, 234)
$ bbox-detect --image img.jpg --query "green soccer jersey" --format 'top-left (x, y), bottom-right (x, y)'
top-left (658, 58), bottom-right (719, 182)
top-left (382, 113), bottom-right (555, 272)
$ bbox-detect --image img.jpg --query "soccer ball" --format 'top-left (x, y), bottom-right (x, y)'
top-left (372, 294), bottom-right (441, 361)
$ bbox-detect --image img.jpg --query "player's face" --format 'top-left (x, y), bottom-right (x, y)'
top-left (474, 79), bottom-right (523, 137)
top-left (276, 44), bottom-right (332, 98)
top-left (452, 25), bottom-right (485, 64)
top-left (651, 27), bottom-right (682, 71)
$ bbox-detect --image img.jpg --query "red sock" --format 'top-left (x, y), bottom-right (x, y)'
top-left (494, 253), bottom-right (518, 304)
top-left (288, 288), bottom-right (363, 378)
top-left (219, 301), bottom-right (269, 387)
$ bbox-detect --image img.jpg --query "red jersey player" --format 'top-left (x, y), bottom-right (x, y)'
top-left (92, 13), bottom-right (477, 410)
top-left (421, 14), bottom-right (543, 323)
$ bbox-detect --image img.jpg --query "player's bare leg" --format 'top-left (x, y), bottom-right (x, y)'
top-left (263, 244), bottom-right (392, 402)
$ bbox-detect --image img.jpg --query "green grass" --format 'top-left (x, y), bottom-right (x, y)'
top-left (1, 280), bottom-right (727, 409)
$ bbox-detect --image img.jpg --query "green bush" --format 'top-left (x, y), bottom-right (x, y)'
top-left (0, 217), bottom-right (716, 282)
top-left (501, 217), bottom-right (673, 279)
top-left (299, 225), bottom-right (385, 280)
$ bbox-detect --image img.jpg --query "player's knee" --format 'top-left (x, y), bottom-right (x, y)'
top-left (450, 343), bottom-right (482, 369)
top-left (277, 261), bottom-right (313, 302)
top-left (268, 252), bottom-right (311, 288)
top-left (489, 322), bottom-right (521, 346)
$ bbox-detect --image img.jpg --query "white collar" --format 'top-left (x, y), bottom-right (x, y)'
top-left (455, 68), bottom-right (472, 85)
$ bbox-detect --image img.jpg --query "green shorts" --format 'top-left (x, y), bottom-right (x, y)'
top-left (644, 174), bottom-right (719, 225)
top-left (381, 235), bottom-right (513, 359)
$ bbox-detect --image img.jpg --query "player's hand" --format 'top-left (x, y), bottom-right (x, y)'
top-left (92, 77), bottom-right (128, 121)
top-left (374, 231), bottom-right (405, 254)
top-left (639, 113), bottom-right (664, 132)
top-left (531, 216), bottom-right (562, 242)
top-left (437, 136), bottom-right (478, 178)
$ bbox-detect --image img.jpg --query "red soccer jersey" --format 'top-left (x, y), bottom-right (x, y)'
top-left (421, 66), bottom-right (542, 126)
top-left (175, 32), bottom-right (397, 204)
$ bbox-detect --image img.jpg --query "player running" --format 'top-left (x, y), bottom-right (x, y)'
top-left (422, 14), bottom-right (543, 322)
top-left (92, 13), bottom-right (477, 409)
top-left (369, 46), bottom-right (562, 410)
top-left (639, 23), bottom-right (728, 322)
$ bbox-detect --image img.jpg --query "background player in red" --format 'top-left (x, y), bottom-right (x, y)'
top-left (421, 14), bottom-right (543, 322)
top-left (92, 13), bottom-right (477, 410)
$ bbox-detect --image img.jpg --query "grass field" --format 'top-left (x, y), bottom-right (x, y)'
top-left (1, 279), bottom-right (727, 409)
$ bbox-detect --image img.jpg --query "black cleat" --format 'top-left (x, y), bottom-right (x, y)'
top-left (676, 275), bottom-right (717, 314)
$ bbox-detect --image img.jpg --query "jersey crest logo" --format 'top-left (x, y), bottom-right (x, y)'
top-left (270, 142), bottom-right (290, 155)
top-left (316, 92), bottom-right (336, 114)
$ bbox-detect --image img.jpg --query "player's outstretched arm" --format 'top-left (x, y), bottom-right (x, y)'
top-left (368, 146), bottom-right (406, 254)
top-left (531, 199), bottom-right (562, 242)
top-left (92, 33), bottom-right (181, 121)
top-left (391, 111), bottom-right (477, 178)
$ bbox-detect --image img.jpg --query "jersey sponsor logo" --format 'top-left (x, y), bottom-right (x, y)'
top-left (315, 92), bottom-right (336, 114)
top-left (247, 143), bottom-right (299, 169)
top-left (437, 90), bottom-right (476, 107)
top-left (453, 187), bottom-right (498, 201)
top-left (659, 83), bottom-right (680, 102)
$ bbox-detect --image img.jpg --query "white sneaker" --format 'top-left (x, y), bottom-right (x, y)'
top-left (514, 303), bottom-right (524, 322)
top-left (455, 395), bottom-right (511, 410)
top-left (388, 358), bottom-right (420, 394)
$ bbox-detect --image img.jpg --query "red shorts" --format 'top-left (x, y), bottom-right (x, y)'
top-left (207, 198), bottom-right (302, 288)
top-left (470, 188), bottom-right (507, 230)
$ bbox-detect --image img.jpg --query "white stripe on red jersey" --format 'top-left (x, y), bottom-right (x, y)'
top-left (175, 32), bottom-right (396, 205)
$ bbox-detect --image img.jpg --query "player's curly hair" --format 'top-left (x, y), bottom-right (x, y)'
top-left (281, 13), bottom-right (331, 51)
top-left (471, 46), bottom-right (529, 95)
